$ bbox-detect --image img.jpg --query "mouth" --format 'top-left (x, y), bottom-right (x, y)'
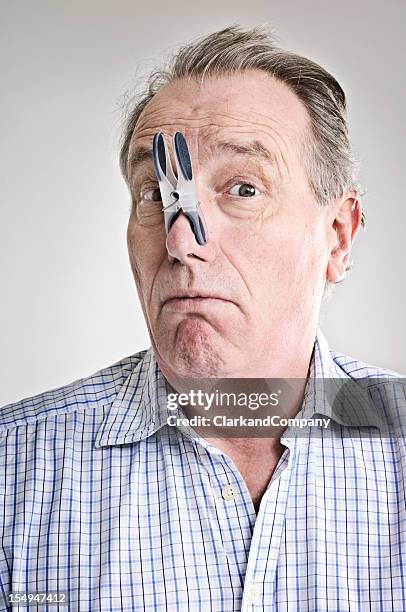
top-left (162, 292), bottom-right (235, 311)
top-left (163, 291), bottom-right (232, 303)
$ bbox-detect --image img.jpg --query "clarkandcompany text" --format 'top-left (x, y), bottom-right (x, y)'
top-left (167, 415), bottom-right (331, 429)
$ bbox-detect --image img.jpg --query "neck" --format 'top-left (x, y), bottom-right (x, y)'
top-left (159, 331), bottom-right (316, 444)
top-left (158, 327), bottom-right (317, 382)
top-left (157, 330), bottom-right (317, 511)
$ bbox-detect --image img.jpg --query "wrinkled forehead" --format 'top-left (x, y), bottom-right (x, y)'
top-left (128, 71), bottom-right (310, 177)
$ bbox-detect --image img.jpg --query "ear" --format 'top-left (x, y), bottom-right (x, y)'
top-left (326, 193), bottom-right (363, 284)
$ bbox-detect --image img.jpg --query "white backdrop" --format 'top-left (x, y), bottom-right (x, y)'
top-left (1, 0), bottom-right (405, 406)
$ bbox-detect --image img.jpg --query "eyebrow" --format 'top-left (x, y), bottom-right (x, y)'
top-left (127, 138), bottom-right (276, 178)
top-left (206, 140), bottom-right (276, 164)
top-left (128, 146), bottom-right (154, 168)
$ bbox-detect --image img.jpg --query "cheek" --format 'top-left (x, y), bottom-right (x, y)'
top-left (127, 223), bottom-right (142, 282)
top-left (126, 220), bottom-right (162, 294)
top-left (224, 215), bottom-right (325, 299)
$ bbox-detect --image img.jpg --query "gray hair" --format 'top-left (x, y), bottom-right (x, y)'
top-left (119, 25), bottom-right (365, 291)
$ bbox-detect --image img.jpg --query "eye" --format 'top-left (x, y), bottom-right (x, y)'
top-left (228, 182), bottom-right (260, 197)
top-left (140, 186), bottom-right (162, 202)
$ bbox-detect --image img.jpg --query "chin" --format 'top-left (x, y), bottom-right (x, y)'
top-left (158, 317), bottom-right (227, 378)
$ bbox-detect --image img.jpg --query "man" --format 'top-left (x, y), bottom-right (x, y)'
top-left (1, 25), bottom-right (405, 612)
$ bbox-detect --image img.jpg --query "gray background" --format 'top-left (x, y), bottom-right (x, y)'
top-left (1, 0), bottom-right (405, 406)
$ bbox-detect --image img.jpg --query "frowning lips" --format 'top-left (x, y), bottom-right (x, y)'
top-left (162, 291), bottom-right (234, 305)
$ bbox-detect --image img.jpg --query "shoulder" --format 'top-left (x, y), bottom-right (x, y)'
top-left (330, 348), bottom-right (406, 434)
top-left (0, 350), bottom-right (147, 433)
top-left (316, 329), bottom-right (404, 382)
top-left (330, 349), bottom-right (405, 380)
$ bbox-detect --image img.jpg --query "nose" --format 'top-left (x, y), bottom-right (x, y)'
top-left (166, 210), bottom-right (217, 264)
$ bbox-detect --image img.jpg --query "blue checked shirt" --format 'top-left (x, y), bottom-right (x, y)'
top-left (1, 329), bottom-right (406, 611)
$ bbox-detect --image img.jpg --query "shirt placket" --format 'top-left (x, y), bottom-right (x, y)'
top-left (193, 439), bottom-right (257, 574)
top-left (240, 434), bottom-right (300, 611)
top-left (177, 422), bottom-right (301, 611)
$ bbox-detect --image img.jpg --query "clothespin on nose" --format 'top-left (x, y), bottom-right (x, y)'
top-left (152, 132), bottom-right (208, 245)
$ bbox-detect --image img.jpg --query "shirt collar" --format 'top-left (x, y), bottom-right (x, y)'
top-left (299, 328), bottom-right (385, 430)
top-left (94, 346), bottom-right (170, 448)
top-left (94, 328), bottom-right (383, 448)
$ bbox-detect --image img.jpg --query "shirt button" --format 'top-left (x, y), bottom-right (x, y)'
top-left (221, 484), bottom-right (237, 501)
top-left (246, 583), bottom-right (261, 603)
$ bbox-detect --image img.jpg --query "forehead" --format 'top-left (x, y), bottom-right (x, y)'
top-left (129, 70), bottom-right (310, 174)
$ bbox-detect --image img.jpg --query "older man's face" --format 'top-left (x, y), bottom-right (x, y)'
top-left (126, 70), bottom-right (335, 378)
